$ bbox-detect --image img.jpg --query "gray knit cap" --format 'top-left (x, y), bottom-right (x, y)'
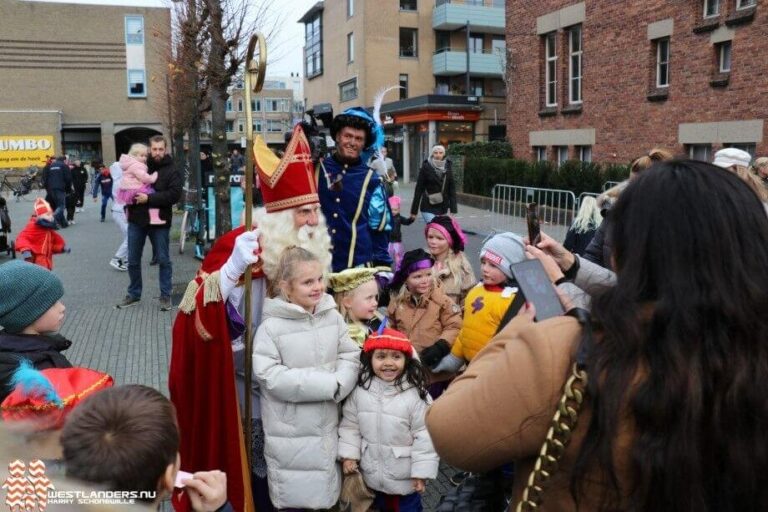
top-left (480, 232), bottom-right (526, 281)
top-left (0, 260), bottom-right (64, 333)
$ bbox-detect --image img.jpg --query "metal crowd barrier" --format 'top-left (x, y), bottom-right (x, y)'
top-left (490, 185), bottom-right (578, 242)
top-left (602, 180), bottom-right (621, 191)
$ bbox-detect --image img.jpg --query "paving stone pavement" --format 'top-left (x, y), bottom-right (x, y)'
top-left (2, 187), bottom-right (468, 510)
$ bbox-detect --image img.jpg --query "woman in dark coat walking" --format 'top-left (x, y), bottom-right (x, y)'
top-left (409, 144), bottom-right (457, 223)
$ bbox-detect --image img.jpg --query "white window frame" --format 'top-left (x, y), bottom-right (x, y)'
top-left (718, 41), bottom-right (731, 72)
top-left (226, 99), bottom-right (233, 112)
top-left (687, 144), bottom-right (712, 162)
top-left (238, 121), bottom-right (244, 133)
top-left (339, 78), bottom-right (358, 102)
top-left (737, 0), bottom-right (755, 9)
top-left (557, 146), bottom-right (569, 166)
top-left (656, 38), bottom-right (670, 88)
top-left (568, 25), bottom-right (582, 104)
top-left (347, 32), bottom-right (354, 63)
top-left (578, 145), bottom-right (592, 163)
top-left (226, 120), bottom-right (234, 133)
top-left (237, 99), bottom-right (243, 112)
top-left (535, 146), bottom-right (547, 162)
top-left (545, 32), bottom-right (558, 107)
top-left (125, 16), bottom-right (144, 45)
top-left (703, 0), bottom-right (720, 17)
top-left (127, 69), bottom-right (146, 98)
top-left (253, 120), bottom-right (263, 133)
top-left (267, 120), bottom-right (283, 133)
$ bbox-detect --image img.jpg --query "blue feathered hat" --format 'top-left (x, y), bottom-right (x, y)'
top-left (330, 107), bottom-right (384, 154)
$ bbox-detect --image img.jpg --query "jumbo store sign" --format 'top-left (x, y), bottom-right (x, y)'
top-left (0, 136), bottom-right (54, 169)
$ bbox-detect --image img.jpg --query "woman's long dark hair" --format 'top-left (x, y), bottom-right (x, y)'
top-left (358, 350), bottom-right (430, 401)
top-left (572, 160), bottom-right (768, 511)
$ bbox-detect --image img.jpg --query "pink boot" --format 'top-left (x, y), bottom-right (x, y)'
top-left (149, 208), bottom-right (165, 225)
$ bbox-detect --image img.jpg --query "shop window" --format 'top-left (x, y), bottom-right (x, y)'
top-left (127, 70), bottom-right (146, 98)
top-left (400, 28), bottom-right (418, 57)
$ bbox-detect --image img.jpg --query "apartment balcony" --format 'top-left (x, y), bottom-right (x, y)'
top-left (432, 48), bottom-right (503, 78)
top-left (433, 0), bottom-right (505, 35)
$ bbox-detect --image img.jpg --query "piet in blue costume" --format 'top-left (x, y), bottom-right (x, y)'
top-left (318, 106), bottom-right (392, 272)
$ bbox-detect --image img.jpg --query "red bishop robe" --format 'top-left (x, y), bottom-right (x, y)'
top-left (169, 226), bottom-right (263, 512)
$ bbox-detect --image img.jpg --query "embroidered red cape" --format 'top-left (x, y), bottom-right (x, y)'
top-left (169, 226), bottom-right (263, 512)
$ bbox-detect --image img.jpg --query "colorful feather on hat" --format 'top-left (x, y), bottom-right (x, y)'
top-left (9, 359), bottom-right (63, 408)
top-left (371, 86), bottom-right (402, 162)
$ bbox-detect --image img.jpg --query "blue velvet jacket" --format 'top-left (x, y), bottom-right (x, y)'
top-left (317, 155), bottom-right (392, 272)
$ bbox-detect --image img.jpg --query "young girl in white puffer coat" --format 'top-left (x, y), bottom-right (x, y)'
top-left (253, 246), bottom-right (360, 510)
top-left (338, 328), bottom-right (439, 512)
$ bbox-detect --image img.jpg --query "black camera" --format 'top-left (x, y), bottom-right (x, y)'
top-left (303, 103), bottom-right (334, 162)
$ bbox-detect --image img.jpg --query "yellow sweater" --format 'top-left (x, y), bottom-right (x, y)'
top-left (451, 283), bottom-right (517, 362)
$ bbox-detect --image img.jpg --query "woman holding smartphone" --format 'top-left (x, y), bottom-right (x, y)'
top-left (427, 160), bottom-right (768, 511)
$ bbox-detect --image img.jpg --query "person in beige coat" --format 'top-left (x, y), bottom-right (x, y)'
top-left (427, 161), bottom-right (768, 511)
top-left (386, 250), bottom-right (462, 392)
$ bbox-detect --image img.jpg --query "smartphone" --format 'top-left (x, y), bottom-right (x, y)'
top-left (510, 259), bottom-right (564, 321)
top-left (526, 202), bottom-right (541, 246)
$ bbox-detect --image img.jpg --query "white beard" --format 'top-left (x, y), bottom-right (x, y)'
top-left (255, 207), bottom-right (332, 281)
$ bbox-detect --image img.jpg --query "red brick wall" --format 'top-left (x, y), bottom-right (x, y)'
top-left (506, 0), bottom-right (768, 163)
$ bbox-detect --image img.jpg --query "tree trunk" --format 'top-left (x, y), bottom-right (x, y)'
top-left (207, 0), bottom-right (231, 238)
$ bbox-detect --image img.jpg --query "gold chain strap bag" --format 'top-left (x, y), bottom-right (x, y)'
top-left (515, 308), bottom-right (592, 512)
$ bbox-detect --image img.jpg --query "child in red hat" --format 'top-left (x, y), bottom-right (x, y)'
top-left (339, 328), bottom-right (439, 512)
top-left (15, 198), bottom-right (69, 270)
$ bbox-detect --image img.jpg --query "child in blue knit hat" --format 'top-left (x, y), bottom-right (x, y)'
top-left (0, 260), bottom-right (72, 403)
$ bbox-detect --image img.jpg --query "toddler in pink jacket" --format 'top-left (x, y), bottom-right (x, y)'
top-left (115, 143), bottom-right (163, 225)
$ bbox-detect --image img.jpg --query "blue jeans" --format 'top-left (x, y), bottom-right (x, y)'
top-left (50, 189), bottom-right (68, 227)
top-left (127, 223), bottom-right (171, 300)
top-left (421, 211), bottom-right (436, 223)
top-left (373, 491), bottom-right (423, 512)
top-left (100, 195), bottom-right (111, 220)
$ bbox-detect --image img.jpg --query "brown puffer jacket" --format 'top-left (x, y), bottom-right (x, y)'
top-left (386, 285), bottom-right (462, 354)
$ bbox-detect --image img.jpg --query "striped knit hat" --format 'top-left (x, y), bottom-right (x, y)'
top-left (363, 328), bottom-right (414, 358)
top-left (0, 260), bottom-right (64, 333)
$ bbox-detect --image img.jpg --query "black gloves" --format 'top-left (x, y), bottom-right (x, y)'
top-left (420, 339), bottom-right (451, 368)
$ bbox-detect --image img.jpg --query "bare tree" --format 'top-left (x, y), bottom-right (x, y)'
top-left (203, 0), bottom-right (284, 237)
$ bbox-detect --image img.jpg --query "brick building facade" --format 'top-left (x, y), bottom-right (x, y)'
top-left (506, 0), bottom-right (767, 164)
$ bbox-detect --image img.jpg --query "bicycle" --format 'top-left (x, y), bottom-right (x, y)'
top-left (179, 188), bottom-right (209, 260)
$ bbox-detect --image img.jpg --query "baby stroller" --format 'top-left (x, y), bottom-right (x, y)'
top-left (0, 197), bottom-right (15, 259)
top-left (14, 166), bottom-right (39, 201)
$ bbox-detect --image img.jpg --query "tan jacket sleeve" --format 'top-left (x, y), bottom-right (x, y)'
top-left (438, 298), bottom-right (463, 345)
top-left (425, 315), bottom-right (582, 472)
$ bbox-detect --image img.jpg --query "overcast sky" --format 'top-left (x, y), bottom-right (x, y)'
top-left (24, 0), bottom-right (316, 76)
